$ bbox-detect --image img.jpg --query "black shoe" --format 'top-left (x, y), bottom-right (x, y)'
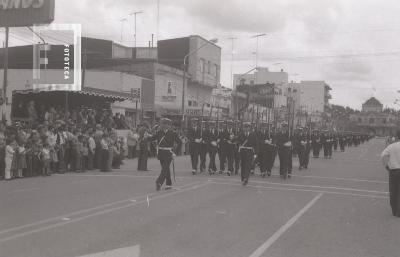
top-left (227, 171), bottom-right (231, 176)
top-left (242, 179), bottom-right (248, 186)
top-left (261, 172), bottom-right (266, 178)
top-left (267, 172), bottom-right (271, 177)
top-left (288, 174), bottom-right (291, 178)
top-left (192, 169), bottom-right (196, 175)
top-left (156, 183), bottom-right (161, 191)
top-left (165, 186), bottom-right (172, 190)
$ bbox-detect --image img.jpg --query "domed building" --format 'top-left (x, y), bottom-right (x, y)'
top-left (350, 97), bottom-right (398, 136)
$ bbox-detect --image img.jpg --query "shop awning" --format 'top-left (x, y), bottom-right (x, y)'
top-left (13, 86), bottom-right (130, 102)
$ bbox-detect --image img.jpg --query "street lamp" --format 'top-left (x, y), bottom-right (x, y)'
top-left (119, 18), bottom-right (127, 43)
top-left (129, 11), bottom-right (143, 48)
top-left (181, 38), bottom-right (218, 128)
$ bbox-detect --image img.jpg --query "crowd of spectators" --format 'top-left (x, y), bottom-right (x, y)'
top-left (0, 101), bottom-right (190, 181)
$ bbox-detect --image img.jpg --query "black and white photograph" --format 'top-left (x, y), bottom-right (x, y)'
top-left (0, 0), bottom-right (400, 256)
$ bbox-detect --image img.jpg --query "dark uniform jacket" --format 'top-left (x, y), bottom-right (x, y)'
top-left (237, 131), bottom-right (258, 153)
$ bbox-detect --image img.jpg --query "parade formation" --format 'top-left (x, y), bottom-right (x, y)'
top-left (151, 118), bottom-right (373, 190)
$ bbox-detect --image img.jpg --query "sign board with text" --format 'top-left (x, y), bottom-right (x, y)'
top-left (0, 0), bottom-right (55, 27)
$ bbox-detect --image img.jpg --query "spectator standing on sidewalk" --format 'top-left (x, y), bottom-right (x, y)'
top-left (381, 130), bottom-right (400, 217)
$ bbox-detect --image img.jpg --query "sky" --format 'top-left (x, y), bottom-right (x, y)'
top-left (2, 0), bottom-right (400, 110)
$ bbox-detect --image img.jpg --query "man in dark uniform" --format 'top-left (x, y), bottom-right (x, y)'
top-left (237, 122), bottom-right (258, 185)
top-left (333, 132), bottom-right (338, 151)
top-left (204, 121), bottom-right (219, 175)
top-left (258, 122), bottom-right (276, 177)
top-left (311, 130), bottom-right (321, 158)
top-left (296, 128), bottom-right (310, 170)
top-left (234, 121), bottom-right (242, 175)
top-left (218, 120), bottom-right (227, 174)
top-left (339, 132), bottom-right (346, 152)
top-left (187, 118), bottom-right (202, 175)
top-left (153, 118), bottom-right (180, 191)
top-left (276, 126), bottom-right (293, 179)
top-left (219, 120), bottom-right (236, 176)
top-left (199, 120), bottom-right (207, 173)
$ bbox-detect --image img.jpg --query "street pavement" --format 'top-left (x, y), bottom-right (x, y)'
top-left (0, 138), bottom-right (399, 257)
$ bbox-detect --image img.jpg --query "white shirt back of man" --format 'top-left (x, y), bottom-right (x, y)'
top-left (381, 141), bottom-right (400, 169)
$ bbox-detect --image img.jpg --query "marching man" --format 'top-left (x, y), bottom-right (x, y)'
top-left (152, 118), bottom-right (180, 191)
top-left (237, 122), bottom-right (258, 185)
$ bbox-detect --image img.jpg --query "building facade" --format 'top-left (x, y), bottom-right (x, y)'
top-left (350, 97), bottom-right (397, 136)
top-left (233, 67), bottom-right (288, 89)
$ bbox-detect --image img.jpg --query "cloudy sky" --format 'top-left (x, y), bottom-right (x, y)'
top-left (3, 0), bottom-right (400, 109)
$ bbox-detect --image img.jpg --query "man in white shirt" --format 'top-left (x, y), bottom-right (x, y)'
top-left (381, 131), bottom-right (400, 217)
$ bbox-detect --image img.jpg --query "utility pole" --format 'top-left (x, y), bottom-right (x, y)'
top-left (2, 27), bottom-right (9, 123)
top-left (157, 0), bottom-right (160, 43)
top-left (251, 33), bottom-right (266, 82)
top-left (129, 11), bottom-right (143, 48)
top-left (228, 37), bottom-right (237, 88)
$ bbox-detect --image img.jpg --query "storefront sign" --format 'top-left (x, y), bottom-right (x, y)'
top-left (0, 0), bottom-right (55, 27)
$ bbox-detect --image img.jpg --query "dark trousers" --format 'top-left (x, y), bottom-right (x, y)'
top-left (94, 146), bottom-right (102, 169)
top-left (323, 143), bottom-right (329, 158)
top-left (87, 151), bottom-right (94, 170)
top-left (240, 149), bottom-right (254, 181)
top-left (278, 147), bottom-right (292, 176)
top-left (234, 147), bottom-right (240, 174)
top-left (156, 150), bottom-right (173, 187)
top-left (199, 144), bottom-right (207, 172)
top-left (128, 146), bottom-right (136, 159)
top-left (339, 142), bottom-right (345, 152)
top-left (190, 143), bottom-right (200, 171)
top-left (312, 144), bottom-right (320, 157)
top-left (208, 145), bottom-right (217, 172)
top-left (333, 141), bottom-right (338, 151)
top-left (138, 149), bottom-right (148, 171)
top-left (100, 149), bottom-right (109, 172)
top-left (389, 169), bottom-right (400, 217)
top-left (259, 145), bottom-right (276, 174)
top-left (299, 146), bottom-right (310, 168)
top-left (219, 144), bottom-right (227, 171)
top-left (225, 144), bottom-right (235, 172)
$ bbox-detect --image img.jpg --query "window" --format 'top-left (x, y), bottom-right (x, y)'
top-left (188, 100), bottom-right (192, 106)
top-left (358, 118), bottom-right (362, 123)
top-left (369, 118), bottom-right (374, 124)
top-left (214, 64), bottom-right (218, 77)
top-left (207, 61), bottom-right (211, 74)
top-left (382, 118), bottom-right (387, 124)
top-left (199, 59), bottom-right (205, 73)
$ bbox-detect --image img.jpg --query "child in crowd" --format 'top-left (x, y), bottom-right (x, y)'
top-left (0, 139), bottom-right (5, 180)
top-left (40, 143), bottom-right (52, 176)
top-left (5, 137), bottom-right (15, 180)
top-left (79, 135), bottom-right (89, 172)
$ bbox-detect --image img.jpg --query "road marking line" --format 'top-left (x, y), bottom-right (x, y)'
top-left (212, 181), bottom-right (389, 199)
top-left (0, 181), bottom-right (201, 236)
top-left (0, 182), bottom-right (210, 243)
top-left (61, 172), bottom-right (389, 186)
top-left (289, 174), bottom-right (387, 184)
top-left (203, 177), bottom-right (388, 195)
top-left (249, 193), bottom-right (323, 257)
top-left (76, 244), bottom-right (140, 257)
top-left (61, 218), bottom-right (70, 221)
top-left (7, 187), bottom-right (40, 194)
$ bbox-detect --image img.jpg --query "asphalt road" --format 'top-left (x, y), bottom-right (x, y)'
top-left (0, 138), bottom-right (399, 257)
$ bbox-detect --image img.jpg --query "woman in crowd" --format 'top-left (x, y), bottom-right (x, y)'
top-left (137, 124), bottom-right (150, 171)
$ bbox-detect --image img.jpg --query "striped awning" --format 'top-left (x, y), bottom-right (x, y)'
top-left (13, 87), bottom-right (130, 102)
